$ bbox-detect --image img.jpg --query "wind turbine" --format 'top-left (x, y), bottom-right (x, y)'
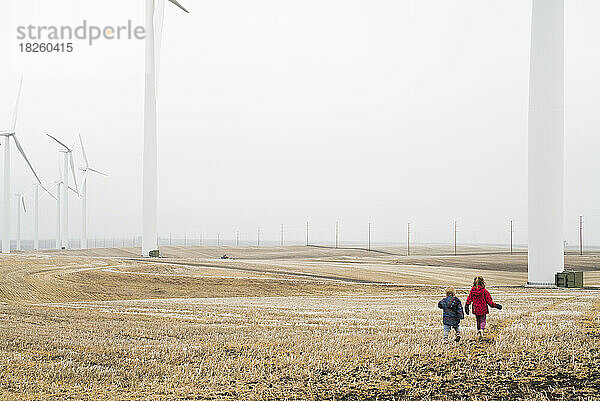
top-left (0, 77), bottom-right (44, 254)
top-left (21, 182), bottom-right (57, 250)
top-left (142, 0), bottom-right (189, 257)
top-left (54, 179), bottom-right (62, 250)
top-left (78, 134), bottom-right (107, 249)
top-left (527, 0), bottom-right (564, 286)
top-left (46, 134), bottom-right (79, 249)
top-left (42, 161), bottom-right (76, 250)
top-left (34, 185), bottom-right (38, 249)
top-left (14, 193), bottom-right (26, 251)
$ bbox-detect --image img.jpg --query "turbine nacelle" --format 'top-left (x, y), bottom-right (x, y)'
top-left (47, 133), bottom-right (79, 195)
top-left (78, 134), bottom-right (108, 190)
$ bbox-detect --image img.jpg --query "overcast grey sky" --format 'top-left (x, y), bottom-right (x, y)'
top-left (1, 0), bottom-right (599, 246)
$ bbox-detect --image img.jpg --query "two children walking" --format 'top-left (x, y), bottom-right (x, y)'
top-left (438, 276), bottom-right (502, 342)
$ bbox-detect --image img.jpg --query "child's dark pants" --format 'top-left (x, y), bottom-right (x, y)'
top-left (476, 315), bottom-right (486, 331)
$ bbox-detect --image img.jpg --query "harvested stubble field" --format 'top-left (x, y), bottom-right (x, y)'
top-left (0, 246), bottom-right (599, 400)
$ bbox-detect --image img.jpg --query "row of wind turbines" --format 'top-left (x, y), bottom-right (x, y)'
top-left (2, 0), bottom-right (188, 256)
top-left (0, 77), bottom-right (107, 254)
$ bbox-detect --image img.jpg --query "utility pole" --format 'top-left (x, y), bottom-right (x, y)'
top-left (236, 231), bottom-right (239, 247)
top-left (280, 224), bottom-right (284, 246)
top-left (368, 223), bottom-right (371, 252)
top-left (454, 221), bottom-right (457, 256)
top-left (257, 227), bottom-right (260, 247)
top-left (306, 221), bottom-right (309, 246)
top-left (184, 233), bottom-right (187, 247)
top-left (579, 215), bottom-right (583, 256)
top-left (510, 220), bottom-right (514, 255)
top-left (407, 222), bottom-right (411, 256)
top-left (200, 233), bottom-right (203, 246)
top-left (217, 233), bottom-right (220, 247)
top-left (335, 221), bottom-right (339, 249)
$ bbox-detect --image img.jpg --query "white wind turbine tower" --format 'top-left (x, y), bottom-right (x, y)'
top-left (52, 173), bottom-right (63, 250)
top-left (22, 182), bottom-right (56, 250)
top-left (14, 193), bottom-right (26, 251)
top-left (46, 135), bottom-right (79, 249)
top-left (55, 181), bottom-right (61, 249)
top-left (45, 161), bottom-right (74, 249)
top-left (34, 186), bottom-right (38, 249)
top-left (78, 134), bottom-right (107, 249)
top-left (0, 77), bottom-right (44, 254)
top-left (50, 160), bottom-right (78, 250)
top-left (527, 0), bottom-right (564, 286)
top-left (142, 0), bottom-right (189, 257)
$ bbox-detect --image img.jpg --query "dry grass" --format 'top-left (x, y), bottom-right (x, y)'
top-left (0, 247), bottom-right (599, 400)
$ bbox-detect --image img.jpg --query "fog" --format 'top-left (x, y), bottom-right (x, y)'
top-left (1, 0), bottom-right (599, 247)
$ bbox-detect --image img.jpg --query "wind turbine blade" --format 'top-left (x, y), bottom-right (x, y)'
top-left (43, 181), bottom-right (60, 194)
top-left (13, 135), bottom-right (42, 185)
top-left (88, 167), bottom-right (108, 176)
top-left (82, 170), bottom-right (89, 189)
top-left (79, 133), bottom-right (89, 167)
top-left (10, 76), bottom-right (23, 132)
top-left (69, 152), bottom-right (79, 194)
top-left (68, 185), bottom-right (78, 195)
top-left (41, 184), bottom-right (58, 201)
top-left (167, 0), bottom-right (189, 13)
top-left (48, 181), bottom-right (60, 190)
top-left (21, 196), bottom-right (26, 213)
top-left (46, 134), bottom-right (71, 151)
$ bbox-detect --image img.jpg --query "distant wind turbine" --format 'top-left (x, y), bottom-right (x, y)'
top-left (78, 134), bottom-right (107, 249)
top-left (23, 182), bottom-right (57, 250)
top-left (46, 134), bottom-right (79, 249)
top-left (53, 179), bottom-right (62, 250)
top-left (14, 193), bottom-right (26, 251)
top-left (43, 160), bottom-right (76, 249)
top-left (142, 0), bottom-right (189, 257)
top-left (0, 77), bottom-right (44, 254)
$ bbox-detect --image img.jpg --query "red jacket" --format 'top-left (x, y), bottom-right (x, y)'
top-left (465, 286), bottom-right (496, 315)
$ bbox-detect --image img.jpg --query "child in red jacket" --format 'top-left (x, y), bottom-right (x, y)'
top-left (465, 276), bottom-right (502, 338)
